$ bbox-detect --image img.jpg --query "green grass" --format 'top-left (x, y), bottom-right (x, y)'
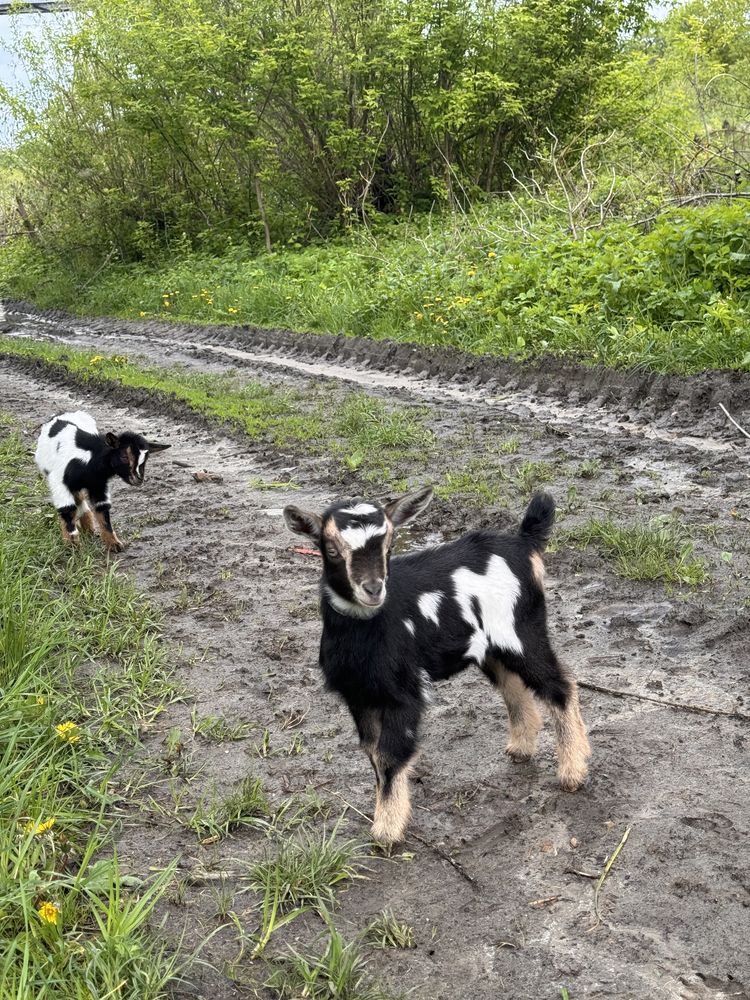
top-left (0, 337), bottom-right (432, 486)
top-left (265, 915), bottom-right (404, 1000)
top-left (186, 774), bottom-right (271, 841)
top-left (2, 200), bottom-right (750, 374)
top-left (363, 910), bottom-right (415, 950)
top-left (248, 825), bottom-right (368, 912)
top-left (0, 415), bottom-right (181, 997)
top-left (568, 516), bottom-right (708, 585)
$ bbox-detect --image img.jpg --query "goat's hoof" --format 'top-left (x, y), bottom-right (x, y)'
top-left (371, 821), bottom-right (406, 848)
top-left (506, 743), bottom-right (534, 762)
top-left (104, 539), bottom-right (124, 553)
top-left (64, 532), bottom-right (80, 547)
top-left (558, 764), bottom-right (588, 792)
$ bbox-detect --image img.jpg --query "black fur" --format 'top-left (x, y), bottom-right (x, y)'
top-left (61, 428), bottom-right (153, 500)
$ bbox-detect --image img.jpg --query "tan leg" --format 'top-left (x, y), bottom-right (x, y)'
top-left (548, 682), bottom-right (591, 791)
top-left (93, 509), bottom-right (124, 552)
top-left (371, 757), bottom-right (414, 846)
top-left (59, 517), bottom-right (80, 546)
top-left (78, 509), bottom-right (98, 534)
top-left (493, 664), bottom-right (543, 761)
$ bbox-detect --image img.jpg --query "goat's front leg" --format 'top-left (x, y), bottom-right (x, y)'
top-left (90, 492), bottom-right (123, 552)
top-left (369, 708), bottom-right (420, 846)
top-left (57, 504), bottom-right (80, 546)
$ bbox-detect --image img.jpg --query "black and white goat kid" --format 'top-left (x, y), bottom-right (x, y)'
top-left (35, 410), bottom-right (169, 551)
top-left (284, 488), bottom-right (591, 845)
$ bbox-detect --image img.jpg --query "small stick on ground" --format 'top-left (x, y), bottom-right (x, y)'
top-left (579, 681), bottom-right (750, 721)
top-left (592, 825), bottom-right (631, 927)
top-left (718, 403), bottom-right (750, 440)
top-left (564, 868), bottom-right (599, 879)
top-left (408, 830), bottom-right (478, 889)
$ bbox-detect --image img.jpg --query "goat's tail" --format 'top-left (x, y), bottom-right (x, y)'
top-left (519, 492), bottom-right (555, 552)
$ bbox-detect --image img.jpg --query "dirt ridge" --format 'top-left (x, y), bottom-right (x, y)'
top-left (4, 300), bottom-right (749, 435)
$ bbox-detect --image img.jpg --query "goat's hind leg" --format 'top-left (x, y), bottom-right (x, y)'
top-left (548, 678), bottom-right (590, 791)
top-left (485, 659), bottom-right (542, 762)
top-left (525, 650), bottom-right (591, 791)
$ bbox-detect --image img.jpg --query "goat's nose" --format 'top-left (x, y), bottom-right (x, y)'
top-left (362, 579), bottom-right (384, 598)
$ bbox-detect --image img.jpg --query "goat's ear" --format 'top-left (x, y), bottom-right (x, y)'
top-left (385, 485), bottom-right (434, 527)
top-left (105, 432), bottom-right (120, 448)
top-left (283, 505), bottom-right (323, 541)
top-left (147, 442), bottom-right (171, 453)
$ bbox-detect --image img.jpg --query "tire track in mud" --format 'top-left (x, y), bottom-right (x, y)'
top-left (1, 315), bottom-right (749, 1000)
top-left (4, 300), bottom-right (750, 453)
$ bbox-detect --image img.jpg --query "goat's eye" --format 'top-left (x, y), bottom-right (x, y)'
top-left (325, 543), bottom-right (341, 560)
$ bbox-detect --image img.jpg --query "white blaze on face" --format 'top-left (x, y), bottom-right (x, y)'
top-left (339, 520), bottom-right (387, 550)
top-left (417, 591), bottom-right (443, 626)
top-left (340, 503), bottom-right (379, 516)
top-left (452, 554), bottom-right (523, 663)
top-left (136, 449), bottom-right (148, 474)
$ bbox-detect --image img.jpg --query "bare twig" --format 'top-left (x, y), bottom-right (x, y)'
top-left (593, 825), bottom-right (631, 926)
top-left (408, 830), bottom-right (478, 889)
top-left (718, 403), bottom-right (750, 440)
top-left (579, 681), bottom-right (749, 721)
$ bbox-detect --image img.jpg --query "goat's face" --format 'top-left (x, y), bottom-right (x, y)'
top-left (106, 432), bottom-right (170, 486)
top-left (284, 487), bottom-right (433, 614)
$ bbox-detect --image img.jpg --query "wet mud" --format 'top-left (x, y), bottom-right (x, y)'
top-left (0, 306), bottom-right (748, 1000)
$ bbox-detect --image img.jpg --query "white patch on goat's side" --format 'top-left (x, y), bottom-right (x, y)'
top-left (403, 618), bottom-right (416, 636)
top-left (340, 503), bottom-right (379, 516)
top-left (340, 521), bottom-right (387, 550)
top-left (136, 449), bottom-right (148, 472)
top-left (452, 555), bottom-right (523, 663)
top-left (35, 414), bottom-right (97, 511)
top-left (418, 591), bottom-right (443, 626)
top-left (59, 411), bottom-right (98, 435)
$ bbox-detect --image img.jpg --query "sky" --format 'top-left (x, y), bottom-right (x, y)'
top-left (0, 2), bottom-right (676, 146)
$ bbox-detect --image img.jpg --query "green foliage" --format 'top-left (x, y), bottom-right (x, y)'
top-left (364, 910), bottom-right (416, 950)
top-left (4, 195), bottom-right (749, 372)
top-left (0, 0), bottom-right (652, 260)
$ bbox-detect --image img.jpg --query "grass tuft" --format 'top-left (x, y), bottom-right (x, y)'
top-left (568, 516), bottom-right (707, 584)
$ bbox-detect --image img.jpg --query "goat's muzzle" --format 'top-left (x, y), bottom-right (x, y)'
top-left (359, 579), bottom-right (385, 607)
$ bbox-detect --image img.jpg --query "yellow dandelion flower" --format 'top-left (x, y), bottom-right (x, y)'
top-left (487, 251), bottom-right (497, 258)
top-left (467, 269), bottom-right (476, 277)
top-left (89, 356), bottom-right (104, 366)
top-left (36, 696), bottom-right (45, 705)
top-left (414, 312), bottom-right (423, 321)
top-left (23, 817), bottom-right (56, 836)
top-left (37, 901), bottom-right (60, 924)
top-left (138, 311), bottom-right (147, 317)
top-left (55, 721), bottom-right (80, 744)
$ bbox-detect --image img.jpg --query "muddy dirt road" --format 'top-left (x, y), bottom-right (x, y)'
top-left (1, 304), bottom-right (748, 1000)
